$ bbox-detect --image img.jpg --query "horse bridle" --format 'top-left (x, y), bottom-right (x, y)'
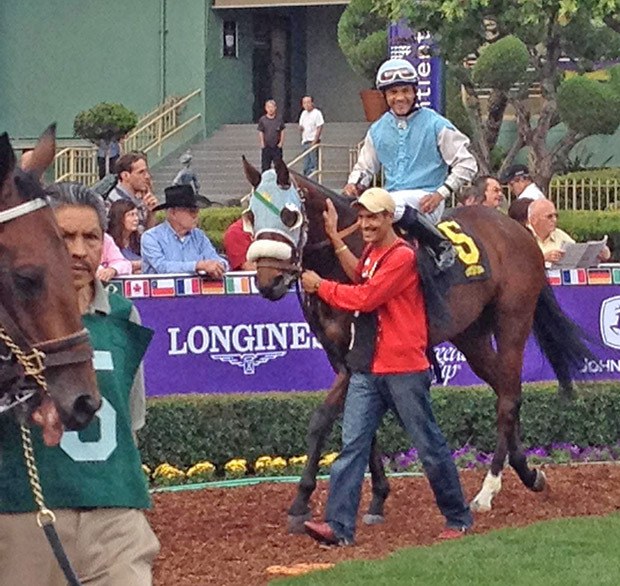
top-left (253, 177), bottom-right (309, 289)
top-left (254, 180), bottom-right (361, 286)
top-left (0, 198), bottom-right (92, 416)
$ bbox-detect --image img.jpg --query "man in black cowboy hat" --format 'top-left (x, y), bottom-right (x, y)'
top-left (140, 184), bottom-right (228, 276)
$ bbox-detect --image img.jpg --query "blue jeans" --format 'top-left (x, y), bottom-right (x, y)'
top-left (325, 371), bottom-right (472, 543)
top-left (302, 141), bottom-right (317, 176)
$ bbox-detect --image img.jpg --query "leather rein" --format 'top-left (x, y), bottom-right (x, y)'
top-left (0, 198), bottom-right (92, 415)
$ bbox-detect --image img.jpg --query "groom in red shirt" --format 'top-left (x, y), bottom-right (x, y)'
top-left (301, 188), bottom-right (472, 545)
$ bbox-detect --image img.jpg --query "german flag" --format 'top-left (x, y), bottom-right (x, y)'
top-left (587, 268), bottom-right (612, 285)
top-left (201, 279), bottom-right (225, 295)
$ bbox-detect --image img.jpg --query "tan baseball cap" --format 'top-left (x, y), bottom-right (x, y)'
top-left (352, 188), bottom-right (396, 214)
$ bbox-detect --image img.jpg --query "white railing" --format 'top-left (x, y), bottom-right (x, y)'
top-left (53, 88), bottom-right (202, 185)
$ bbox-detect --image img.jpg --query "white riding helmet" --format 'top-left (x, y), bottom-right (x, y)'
top-left (375, 58), bottom-right (419, 91)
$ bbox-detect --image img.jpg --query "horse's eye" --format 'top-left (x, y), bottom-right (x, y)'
top-left (242, 211), bottom-right (255, 234)
top-left (13, 265), bottom-right (45, 298)
top-left (281, 207), bottom-right (301, 229)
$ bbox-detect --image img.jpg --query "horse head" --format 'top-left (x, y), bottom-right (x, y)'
top-left (242, 158), bottom-right (307, 300)
top-left (0, 126), bottom-right (99, 439)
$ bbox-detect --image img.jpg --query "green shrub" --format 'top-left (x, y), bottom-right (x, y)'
top-left (472, 35), bottom-right (529, 91)
top-left (138, 383), bottom-right (620, 468)
top-left (337, 0), bottom-right (389, 81)
top-left (74, 102), bottom-right (138, 142)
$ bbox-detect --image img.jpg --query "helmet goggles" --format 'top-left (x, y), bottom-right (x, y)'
top-left (378, 67), bottom-right (418, 85)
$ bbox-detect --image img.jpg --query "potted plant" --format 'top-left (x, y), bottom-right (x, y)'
top-left (73, 102), bottom-right (138, 174)
top-left (337, 0), bottom-right (390, 121)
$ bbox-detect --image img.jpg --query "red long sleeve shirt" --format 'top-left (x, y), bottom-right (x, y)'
top-left (317, 239), bottom-right (429, 374)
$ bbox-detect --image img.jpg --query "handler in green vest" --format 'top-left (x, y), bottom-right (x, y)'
top-left (0, 182), bottom-right (159, 585)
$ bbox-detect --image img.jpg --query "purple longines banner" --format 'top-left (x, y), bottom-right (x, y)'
top-left (388, 20), bottom-right (444, 113)
top-left (133, 286), bottom-right (620, 397)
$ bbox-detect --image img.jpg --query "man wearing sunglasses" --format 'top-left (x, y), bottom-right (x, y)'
top-left (344, 58), bottom-right (478, 271)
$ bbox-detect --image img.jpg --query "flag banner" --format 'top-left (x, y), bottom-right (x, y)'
top-left (107, 280), bottom-right (126, 297)
top-left (124, 279), bottom-right (150, 298)
top-left (150, 278), bottom-right (176, 297)
top-left (175, 277), bottom-right (201, 296)
top-left (130, 285), bottom-right (620, 397)
top-left (587, 268), bottom-right (612, 286)
top-left (613, 268), bottom-right (620, 284)
top-left (561, 268), bottom-right (587, 285)
top-left (201, 279), bottom-right (225, 295)
top-left (546, 270), bottom-right (562, 286)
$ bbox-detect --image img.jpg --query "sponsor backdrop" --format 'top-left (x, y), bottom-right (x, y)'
top-left (107, 274), bottom-right (620, 396)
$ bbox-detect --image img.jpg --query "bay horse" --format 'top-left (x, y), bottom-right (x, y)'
top-left (0, 127), bottom-right (100, 444)
top-left (242, 158), bottom-right (592, 532)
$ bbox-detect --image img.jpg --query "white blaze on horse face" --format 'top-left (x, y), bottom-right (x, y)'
top-left (470, 470), bottom-right (502, 512)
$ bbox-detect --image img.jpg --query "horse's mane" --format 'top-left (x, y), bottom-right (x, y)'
top-left (290, 171), bottom-right (356, 219)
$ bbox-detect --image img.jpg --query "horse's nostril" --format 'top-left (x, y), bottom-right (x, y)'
top-left (70, 394), bottom-right (101, 429)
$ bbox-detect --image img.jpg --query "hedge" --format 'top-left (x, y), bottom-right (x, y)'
top-left (137, 382), bottom-right (620, 468)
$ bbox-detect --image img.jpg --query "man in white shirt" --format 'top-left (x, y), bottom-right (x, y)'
top-left (502, 164), bottom-right (546, 200)
top-left (298, 96), bottom-right (324, 176)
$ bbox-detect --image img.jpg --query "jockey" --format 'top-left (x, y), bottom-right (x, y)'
top-left (343, 58), bottom-right (478, 270)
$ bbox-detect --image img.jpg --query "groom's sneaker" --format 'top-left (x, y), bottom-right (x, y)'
top-left (438, 526), bottom-right (470, 540)
top-left (304, 521), bottom-right (351, 546)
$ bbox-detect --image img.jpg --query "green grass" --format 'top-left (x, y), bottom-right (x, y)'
top-left (274, 514), bottom-right (620, 585)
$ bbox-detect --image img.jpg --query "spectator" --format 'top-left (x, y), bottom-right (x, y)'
top-left (0, 182), bottom-right (159, 585)
top-left (108, 152), bottom-right (158, 231)
top-left (298, 96), bottom-right (324, 176)
top-left (173, 151), bottom-right (200, 194)
top-left (97, 137), bottom-right (121, 180)
top-left (456, 185), bottom-right (477, 207)
top-left (527, 198), bottom-right (611, 265)
top-left (471, 175), bottom-right (504, 208)
top-left (300, 188), bottom-right (472, 545)
top-left (108, 200), bottom-right (142, 273)
top-left (99, 232), bottom-right (132, 281)
top-left (223, 218), bottom-right (255, 271)
top-left (141, 184), bottom-right (229, 276)
top-left (501, 164), bottom-right (545, 201)
top-left (257, 100), bottom-right (285, 172)
top-left (508, 197), bottom-right (534, 226)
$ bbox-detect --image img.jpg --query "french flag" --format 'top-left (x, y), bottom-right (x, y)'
top-left (150, 278), bottom-right (176, 297)
top-left (561, 269), bottom-right (587, 286)
top-left (175, 277), bottom-right (200, 296)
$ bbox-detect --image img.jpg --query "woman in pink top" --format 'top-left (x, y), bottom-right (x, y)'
top-left (97, 233), bottom-right (132, 281)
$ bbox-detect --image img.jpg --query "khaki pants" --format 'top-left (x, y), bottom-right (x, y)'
top-left (0, 508), bottom-right (159, 586)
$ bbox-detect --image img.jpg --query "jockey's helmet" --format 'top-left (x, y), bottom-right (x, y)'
top-left (375, 59), bottom-right (419, 91)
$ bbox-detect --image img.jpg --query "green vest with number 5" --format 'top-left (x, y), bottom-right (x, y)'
top-left (0, 293), bottom-right (153, 512)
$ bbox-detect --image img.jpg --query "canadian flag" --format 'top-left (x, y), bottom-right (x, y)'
top-left (124, 279), bottom-right (150, 298)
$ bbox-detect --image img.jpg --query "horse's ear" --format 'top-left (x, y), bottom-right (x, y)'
top-left (274, 158), bottom-right (290, 188)
top-left (0, 133), bottom-right (16, 193)
top-left (242, 155), bottom-right (261, 188)
top-left (21, 124), bottom-right (56, 180)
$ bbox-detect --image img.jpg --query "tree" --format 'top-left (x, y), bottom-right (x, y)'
top-left (74, 102), bottom-right (138, 174)
top-left (375, 0), bottom-right (620, 189)
top-left (338, 0), bottom-right (390, 82)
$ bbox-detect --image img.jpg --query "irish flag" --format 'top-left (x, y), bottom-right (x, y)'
top-left (225, 275), bottom-right (251, 294)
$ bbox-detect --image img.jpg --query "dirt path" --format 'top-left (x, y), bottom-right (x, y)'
top-left (149, 465), bottom-right (620, 585)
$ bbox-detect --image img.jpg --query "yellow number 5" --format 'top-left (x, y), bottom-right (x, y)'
top-left (437, 220), bottom-right (480, 266)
